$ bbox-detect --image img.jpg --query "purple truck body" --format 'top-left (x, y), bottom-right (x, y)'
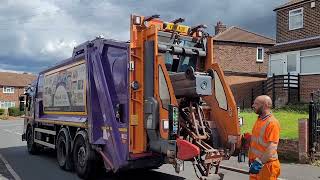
top-left (30, 38), bottom-right (137, 172)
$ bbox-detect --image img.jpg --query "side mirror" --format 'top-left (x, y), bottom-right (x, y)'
top-left (19, 95), bottom-right (25, 112)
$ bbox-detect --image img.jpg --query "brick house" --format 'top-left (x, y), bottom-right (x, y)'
top-left (213, 22), bottom-right (275, 108)
top-left (0, 72), bottom-right (36, 109)
top-left (269, 0), bottom-right (320, 103)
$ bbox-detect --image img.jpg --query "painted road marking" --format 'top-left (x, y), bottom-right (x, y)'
top-left (0, 124), bottom-right (22, 127)
top-left (0, 123), bottom-right (23, 137)
top-left (0, 153), bottom-right (22, 180)
top-left (0, 174), bottom-right (9, 180)
top-left (1, 129), bottom-right (22, 136)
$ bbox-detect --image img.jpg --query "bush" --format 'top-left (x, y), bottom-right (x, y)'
top-left (0, 109), bottom-right (5, 115)
top-left (275, 103), bottom-right (309, 113)
top-left (8, 107), bottom-right (23, 117)
top-left (239, 103), bottom-right (309, 114)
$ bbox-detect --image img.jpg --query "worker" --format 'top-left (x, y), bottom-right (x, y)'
top-left (248, 95), bottom-right (280, 180)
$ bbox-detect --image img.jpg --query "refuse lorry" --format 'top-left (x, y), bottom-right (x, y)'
top-left (20, 14), bottom-right (241, 179)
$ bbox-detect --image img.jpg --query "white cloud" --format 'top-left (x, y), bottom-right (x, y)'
top-left (0, 68), bottom-right (28, 74)
top-left (41, 39), bottom-right (77, 58)
top-left (0, 0), bottom-right (287, 73)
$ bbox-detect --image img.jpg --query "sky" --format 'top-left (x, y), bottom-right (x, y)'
top-left (0, 0), bottom-right (288, 74)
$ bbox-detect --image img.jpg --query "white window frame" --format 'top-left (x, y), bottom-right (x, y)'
top-left (256, 47), bottom-right (264, 62)
top-left (269, 51), bottom-right (301, 76)
top-left (289, 8), bottom-right (303, 30)
top-left (0, 101), bottom-right (15, 109)
top-left (269, 48), bottom-right (320, 76)
top-left (286, 51), bottom-right (300, 74)
top-left (300, 47), bottom-right (320, 75)
top-left (3, 87), bottom-right (15, 94)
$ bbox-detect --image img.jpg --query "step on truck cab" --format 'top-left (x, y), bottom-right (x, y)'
top-left (20, 14), bottom-right (241, 179)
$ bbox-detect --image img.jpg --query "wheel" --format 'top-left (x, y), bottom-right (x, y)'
top-left (26, 126), bottom-right (39, 154)
top-left (73, 131), bottom-right (97, 179)
top-left (56, 129), bottom-right (73, 171)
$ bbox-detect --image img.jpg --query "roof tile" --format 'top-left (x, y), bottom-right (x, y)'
top-left (213, 27), bottom-right (275, 45)
top-left (0, 72), bottom-right (36, 87)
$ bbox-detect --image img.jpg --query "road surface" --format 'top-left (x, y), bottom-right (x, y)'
top-left (0, 119), bottom-right (319, 180)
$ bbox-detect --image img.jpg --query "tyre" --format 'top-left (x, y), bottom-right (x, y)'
top-left (26, 126), bottom-right (39, 154)
top-left (56, 129), bottom-right (73, 171)
top-left (73, 131), bottom-right (97, 179)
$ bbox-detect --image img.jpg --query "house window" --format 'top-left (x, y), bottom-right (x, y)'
top-left (3, 87), bottom-right (14, 94)
top-left (287, 54), bottom-right (297, 72)
top-left (289, 8), bottom-right (303, 30)
top-left (0, 101), bottom-right (15, 109)
top-left (256, 47), bottom-right (264, 62)
top-left (300, 48), bottom-right (320, 74)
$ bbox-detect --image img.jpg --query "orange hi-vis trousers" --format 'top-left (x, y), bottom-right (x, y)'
top-left (249, 160), bottom-right (280, 180)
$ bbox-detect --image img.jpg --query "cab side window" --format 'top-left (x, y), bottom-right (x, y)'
top-left (158, 65), bottom-right (171, 110)
top-left (214, 71), bottom-right (228, 110)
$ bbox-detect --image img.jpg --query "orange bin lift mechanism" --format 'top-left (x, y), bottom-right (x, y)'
top-left (129, 15), bottom-right (241, 179)
top-left (129, 16), bottom-right (179, 153)
top-left (130, 15), bottom-right (146, 153)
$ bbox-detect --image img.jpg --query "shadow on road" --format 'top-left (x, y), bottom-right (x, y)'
top-left (0, 146), bottom-right (185, 180)
top-left (105, 170), bottom-right (185, 180)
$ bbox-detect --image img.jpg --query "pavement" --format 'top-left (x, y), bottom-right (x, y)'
top-left (0, 119), bottom-right (319, 180)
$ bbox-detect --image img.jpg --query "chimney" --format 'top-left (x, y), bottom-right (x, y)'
top-left (215, 21), bottom-right (227, 35)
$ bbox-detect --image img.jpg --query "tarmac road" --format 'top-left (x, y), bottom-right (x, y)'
top-left (0, 119), bottom-right (319, 180)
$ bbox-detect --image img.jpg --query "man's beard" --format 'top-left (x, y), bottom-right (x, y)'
top-left (255, 106), bottom-right (263, 116)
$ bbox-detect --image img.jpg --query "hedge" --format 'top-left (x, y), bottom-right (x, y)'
top-left (0, 109), bottom-right (5, 115)
top-left (8, 107), bottom-right (23, 117)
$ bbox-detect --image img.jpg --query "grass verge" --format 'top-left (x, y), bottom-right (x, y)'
top-left (240, 110), bottom-right (308, 139)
